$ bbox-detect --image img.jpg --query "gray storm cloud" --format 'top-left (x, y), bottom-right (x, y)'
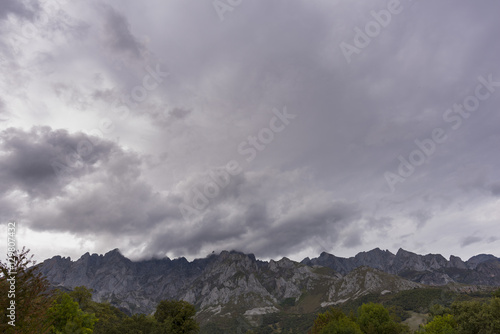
top-left (0, 0), bottom-right (499, 261)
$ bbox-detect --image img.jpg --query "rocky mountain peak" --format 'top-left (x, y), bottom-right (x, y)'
top-left (467, 254), bottom-right (498, 269)
top-left (448, 255), bottom-right (467, 269)
top-left (38, 248), bottom-right (500, 315)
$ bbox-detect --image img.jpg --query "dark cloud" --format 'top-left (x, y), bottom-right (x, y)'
top-left (1, 0), bottom-right (499, 262)
top-left (0, 0), bottom-right (39, 21)
top-left (101, 5), bottom-right (144, 59)
top-left (410, 209), bottom-right (433, 229)
top-left (461, 235), bottom-right (483, 248)
top-left (486, 236), bottom-right (498, 243)
top-left (489, 183), bottom-right (500, 197)
top-left (143, 169), bottom-right (361, 259)
top-left (341, 228), bottom-right (364, 249)
top-left (0, 127), bottom-right (362, 259)
top-left (0, 126), bottom-right (118, 198)
top-left (0, 98), bottom-right (7, 122)
top-left (169, 107), bottom-right (191, 120)
top-left (0, 127), bottom-right (184, 240)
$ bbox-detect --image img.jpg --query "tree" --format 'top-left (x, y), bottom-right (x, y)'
top-left (428, 304), bottom-right (451, 318)
top-left (0, 247), bottom-right (55, 334)
top-left (319, 316), bottom-right (362, 334)
top-left (119, 313), bottom-right (168, 334)
top-left (419, 314), bottom-right (457, 334)
top-left (69, 286), bottom-right (93, 311)
top-left (47, 292), bottom-right (97, 334)
top-left (154, 300), bottom-right (199, 334)
top-left (357, 303), bottom-right (408, 334)
top-left (90, 301), bottom-right (128, 334)
top-left (65, 286), bottom-right (129, 334)
top-left (310, 307), bottom-right (346, 334)
top-left (451, 298), bottom-right (500, 334)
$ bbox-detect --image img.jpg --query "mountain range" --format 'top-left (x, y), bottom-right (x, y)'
top-left (38, 248), bottom-right (500, 327)
top-left (301, 248), bottom-right (500, 286)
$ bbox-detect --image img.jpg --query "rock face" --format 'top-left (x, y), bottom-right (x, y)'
top-left (39, 248), bottom-right (423, 315)
top-left (302, 248), bottom-right (500, 286)
top-left (40, 249), bottom-right (216, 313)
top-left (38, 248), bottom-right (499, 316)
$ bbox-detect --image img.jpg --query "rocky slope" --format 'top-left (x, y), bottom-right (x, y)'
top-left (38, 248), bottom-right (499, 319)
top-left (301, 248), bottom-right (500, 286)
top-left (39, 248), bottom-right (422, 316)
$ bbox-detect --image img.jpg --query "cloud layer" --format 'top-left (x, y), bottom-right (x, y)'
top-left (0, 0), bottom-right (499, 262)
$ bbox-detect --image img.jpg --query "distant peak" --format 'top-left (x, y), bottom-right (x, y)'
top-left (367, 247), bottom-right (392, 254)
top-left (105, 248), bottom-right (125, 257)
top-left (467, 254), bottom-right (497, 263)
top-left (396, 248), bottom-right (413, 255)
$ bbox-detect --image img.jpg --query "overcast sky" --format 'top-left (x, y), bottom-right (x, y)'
top-left (1, 0), bottom-right (499, 264)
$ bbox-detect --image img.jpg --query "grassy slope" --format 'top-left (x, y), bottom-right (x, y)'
top-left (199, 286), bottom-right (496, 333)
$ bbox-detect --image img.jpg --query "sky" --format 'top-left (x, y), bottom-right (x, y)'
top-left (0, 0), bottom-right (499, 264)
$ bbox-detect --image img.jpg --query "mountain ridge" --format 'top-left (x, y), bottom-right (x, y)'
top-left (37, 248), bottom-right (500, 324)
top-left (38, 247), bottom-right (500, 317)
top-left (301, 247), bottom-right (500, 286)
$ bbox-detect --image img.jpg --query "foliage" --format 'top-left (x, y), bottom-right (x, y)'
top-left (310, 303), bottom-right (408, 334)
top-left (428, 304), bottom-right (451, 318)
top-left (387, 289), bottom-right (454, 313)
top-left (91, 302), bottom-right (128, 334)
top-left (417, 294), bottom-right (500, 334)
top-left (310, 307), bottom-right (348, 334)
top-left (118, 313), bottom-right (170, 334)
top-left (450, 297), bottom-right (500, 334)
top-left (47, 292), bottom-right (97, 334)
top-left (0, 247), bottom-right (55, 334)
top-left (154, 299), bottom-right (199, 333)
top-left (69, 286), bottom-right (94, 311)
top-left (46, 289), bottom-right (202, 334)
top-left (418, 314), bottom-right (457, 334)
top-left (319, 316), bottom-right (362, 334)
top-left (357, 302), bottom-right (408, 334)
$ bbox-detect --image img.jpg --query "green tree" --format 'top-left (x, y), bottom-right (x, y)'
top-left (119, 313), bottom-right (167, 334)
top-left (69, 286), bottom-right (94, 311)
top-left (419, 314), bottom-right (457, 334)
top-left (310, 307), bottom-right (348, 334)
top-left (91, 302), bottom-right (128, 334)
top-left (490, 297), bottom-right (500, 333)
top-left (154, 300), bottom-right (199, 334)
top-left (47, 292), bottom-right (97, 334)
top-left (428, 304), bottom-right (451, 318)
top-left (0, 247), bottom-right (55, 334)
top-left (357, 302), bottom-right (408, 334)
top-left (319, 316), bottom-right (362, 334)
top-left (310, 307), bottom-right (362, 334)
top-left (451, 298), bottom-right (500, 334)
